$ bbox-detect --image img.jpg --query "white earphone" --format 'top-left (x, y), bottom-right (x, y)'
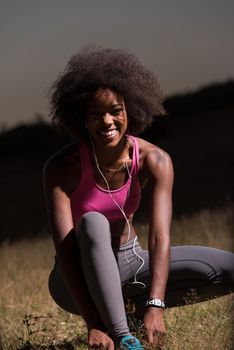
top-left (89, 133), bottom-right (146, 288)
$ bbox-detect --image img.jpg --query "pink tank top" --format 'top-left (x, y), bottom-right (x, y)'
top-left (70, 135), bottom-right (141, 225)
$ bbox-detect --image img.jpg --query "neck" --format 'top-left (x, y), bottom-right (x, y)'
top-left (90, 136), bottom-right (128, 167)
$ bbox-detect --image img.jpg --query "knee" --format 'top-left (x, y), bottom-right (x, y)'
top-left (217, 250), bottom-right (234, 287)
top-left (200, 247), bottom-right (234, 286)
top-left (75, 211), bottom-right (111, 243)
top-left (78, 211), bottom-right (110, 231)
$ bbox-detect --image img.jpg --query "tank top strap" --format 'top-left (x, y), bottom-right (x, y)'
top-left (127, 135), bottom-right (139, 172)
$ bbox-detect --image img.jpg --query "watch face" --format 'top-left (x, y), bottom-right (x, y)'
top-left (147, 298), bottom-right (165, 309)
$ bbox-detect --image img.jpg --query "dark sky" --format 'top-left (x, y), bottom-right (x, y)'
top-left (1, 0), bottom-right (234, 127)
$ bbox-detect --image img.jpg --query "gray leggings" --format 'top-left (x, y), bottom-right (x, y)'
top-left (49, 212), bottom-right (234, 339)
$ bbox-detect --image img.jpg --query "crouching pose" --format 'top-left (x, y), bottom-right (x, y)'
top-left (43, 47), bottom-right (234, 349)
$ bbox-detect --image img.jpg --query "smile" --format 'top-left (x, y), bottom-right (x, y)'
top-left (100, 129), bottom-right (118, 138)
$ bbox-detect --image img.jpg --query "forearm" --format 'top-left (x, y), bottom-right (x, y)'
top-left (148, 235), bottom-right (170, 300)
top-left (56, 231), bottom-right (105, 330)
top-left (144, 235), bottom-right (169, 346)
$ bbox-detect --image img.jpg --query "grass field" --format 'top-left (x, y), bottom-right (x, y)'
top-left (0, 207), bottom-right (233, 349)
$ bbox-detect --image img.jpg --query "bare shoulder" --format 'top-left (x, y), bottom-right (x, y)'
top-left (43, 141), bottom-right (81, 194)
top-left (43, 141), bottom-right (80, 174)
top-left (135, 136), bottom-right (173, 182)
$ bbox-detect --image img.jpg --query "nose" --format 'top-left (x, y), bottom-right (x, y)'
top-left (102, 113), bottom-right (113, 125)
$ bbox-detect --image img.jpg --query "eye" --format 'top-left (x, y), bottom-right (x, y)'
top-left (112, 109), bottom-right (122, 116)
top-left (89, 111), bottom-right (102, 118)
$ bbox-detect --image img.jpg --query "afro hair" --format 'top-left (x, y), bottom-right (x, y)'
top-left (49, 46), bottom-right (165, 137)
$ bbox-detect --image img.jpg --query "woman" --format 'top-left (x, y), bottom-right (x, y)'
top-left (43, 47), bottom-right (234, 350)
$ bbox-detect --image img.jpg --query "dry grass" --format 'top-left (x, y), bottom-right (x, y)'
top-left (0, 207), bottom-right (233, 349)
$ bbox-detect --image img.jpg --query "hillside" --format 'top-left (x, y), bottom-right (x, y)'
top-left (0, 81), bottom-right (234, 242)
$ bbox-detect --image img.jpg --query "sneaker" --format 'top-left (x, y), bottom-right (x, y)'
top-left (118, 335), bottom-right (144, 350)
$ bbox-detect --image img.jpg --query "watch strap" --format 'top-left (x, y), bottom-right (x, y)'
top-left (145, 298), bottom-right (166, 309)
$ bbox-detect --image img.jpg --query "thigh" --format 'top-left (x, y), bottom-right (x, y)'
top-left (166, 245), bottom-right (234, 307)
top-left (168, 245), bottom-right (234, 287)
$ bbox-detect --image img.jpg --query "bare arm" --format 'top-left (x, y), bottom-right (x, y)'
top-left (141, 144), bottom-right (174, 346)
top-left (147, 150), bottom-right (173, 300)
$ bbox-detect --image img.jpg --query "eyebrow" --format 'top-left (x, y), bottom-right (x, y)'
top-left (88, 102), bottom-right (124, 109)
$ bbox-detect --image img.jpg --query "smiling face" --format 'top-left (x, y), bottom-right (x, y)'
top-left (85, 88), bottom-right (128, 149)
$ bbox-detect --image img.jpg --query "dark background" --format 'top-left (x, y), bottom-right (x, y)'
top-left (0, 80), bottom-right (233, 242)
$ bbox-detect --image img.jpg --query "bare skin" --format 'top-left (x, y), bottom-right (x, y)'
top-left (43, 89), bottom-right (174, 349)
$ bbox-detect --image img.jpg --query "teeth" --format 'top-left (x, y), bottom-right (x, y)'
top-left (100, 129), bottom-right (117, 137)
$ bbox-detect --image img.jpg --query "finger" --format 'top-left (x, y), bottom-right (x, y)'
top-left (146, 329), bottom-right (154, 344)
top-left (108, 341), bottom-right (115, 350)
top-left (153, 331), bottom-right (166, 347)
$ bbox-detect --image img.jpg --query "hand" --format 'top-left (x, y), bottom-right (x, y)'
top-left (143, 308), bottom-right (166, 347)
top-left (88, 328), bottom-right (114, 349)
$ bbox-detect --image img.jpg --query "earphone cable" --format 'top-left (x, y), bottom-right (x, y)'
top-left (89, 134), bottom-right (146, 288)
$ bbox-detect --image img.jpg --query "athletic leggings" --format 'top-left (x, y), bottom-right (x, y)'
top-left (49, 212), bottom-right (234, 339)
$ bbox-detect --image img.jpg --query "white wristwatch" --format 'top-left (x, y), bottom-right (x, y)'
top-left (145, 298), bottom-right (166, 309)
